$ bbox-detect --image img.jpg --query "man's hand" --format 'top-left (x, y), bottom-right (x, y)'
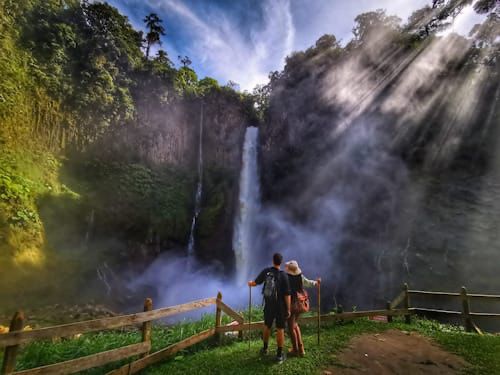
top-left (285, 309), bottom-right (291, 319)
top-left (248, 280), bottom-right (256, 287)
top-left (316, 278), bottom-right (321, 285)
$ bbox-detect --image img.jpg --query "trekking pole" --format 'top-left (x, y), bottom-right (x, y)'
top-left (248, 284), bottom-right (252, 349)
top-left (317, 280), bottom-right (321, 345)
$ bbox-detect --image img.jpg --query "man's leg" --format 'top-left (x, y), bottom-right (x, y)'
top-left (262, 325), bottom-right (271, 350)
top-left (276, 328), bottom-right (285, 349)
top-left (275, 304), bottom-right (287, 361)
top-left (261, 305), bottom-right (273, 354)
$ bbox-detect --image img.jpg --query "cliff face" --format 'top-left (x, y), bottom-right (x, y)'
top-left (197, 92), bottom-right (249, 266)
top-left (80, 89), bottom-right (250, 267)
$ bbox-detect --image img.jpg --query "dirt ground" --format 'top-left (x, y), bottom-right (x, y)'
top-left (325, 330), bottom-right (468, 374)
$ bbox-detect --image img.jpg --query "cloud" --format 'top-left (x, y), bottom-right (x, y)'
top-left (110, 0), bottom-right (485, 92)
top-left (144, 0), bottom-right (294, 91)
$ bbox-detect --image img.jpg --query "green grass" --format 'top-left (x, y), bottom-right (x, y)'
top-left (2, 312), bottom-right (499, 375)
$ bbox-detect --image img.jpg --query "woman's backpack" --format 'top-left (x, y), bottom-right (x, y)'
top-left (292, 289), bottom-right (310, 313)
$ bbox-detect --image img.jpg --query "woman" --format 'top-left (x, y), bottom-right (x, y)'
top-left (284, 260), bottom-right (320, 357)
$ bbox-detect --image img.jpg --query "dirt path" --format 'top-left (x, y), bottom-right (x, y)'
top-left (325, 330), bottom-right (467, 374)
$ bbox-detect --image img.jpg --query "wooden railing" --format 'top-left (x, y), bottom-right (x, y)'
top-left (0, 297), bottom-right (216, 375)
top-left (391, 283), bottom-right (500, 335)
top-left (5, 283), bottom-right (494, 375)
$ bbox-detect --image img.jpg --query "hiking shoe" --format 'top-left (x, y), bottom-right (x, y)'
top-left (259, 347), bottom-right (268, 356)
top-left (276, 352), bottom-right (286, 363)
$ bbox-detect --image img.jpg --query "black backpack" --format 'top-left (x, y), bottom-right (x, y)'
top-left (263, 270), bottom-right (278, 302)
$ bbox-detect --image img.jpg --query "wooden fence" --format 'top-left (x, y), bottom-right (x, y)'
top-left (397, 283), bottom-right (500, 335)
top-left (1, 284), bottom-right (497, 374)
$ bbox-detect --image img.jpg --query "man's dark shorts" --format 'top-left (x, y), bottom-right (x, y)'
top-left (264, 302), bottom-right (286, 329)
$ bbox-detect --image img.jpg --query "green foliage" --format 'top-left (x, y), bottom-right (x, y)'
top-left (198, 168), bottom-right (234, 237)
top-left (198, 77), bottom-right (220, 95)
top-left (67, 159), bottom-right (192, 242)
top-left (351, 9), bottom-right (402, 43)
top-left (174, 67), bottom-right (199, 96)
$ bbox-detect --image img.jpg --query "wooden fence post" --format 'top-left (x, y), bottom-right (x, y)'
top-left (461, 287), bottom-right (473, 332)
top-left (403, 283), bottom-right (411, 324)
top-left (1, 311), bottom-right (25, 375)
top-left (215, 292), bottom-right (222, 343)
top-left (386, 301), bottom-right (393, 323)
top-left (141, 298), bottom-right (153, 357)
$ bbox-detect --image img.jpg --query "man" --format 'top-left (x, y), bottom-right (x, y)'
top-left (248, 252), bottom-right (291, 363)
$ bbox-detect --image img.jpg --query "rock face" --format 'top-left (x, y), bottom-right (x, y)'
top-left (114, 91), bottom-right (249, 266)
top-left (197, 92), bottom-right (249, 266)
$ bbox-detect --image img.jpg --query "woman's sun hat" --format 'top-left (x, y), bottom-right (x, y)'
top-left (285, 260), bottom-right (302, 276)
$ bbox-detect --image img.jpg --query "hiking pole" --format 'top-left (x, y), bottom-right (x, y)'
top-left (317, 280), bottom-right (321, 345)
top-left (248, 284), bottom-right (252, 349)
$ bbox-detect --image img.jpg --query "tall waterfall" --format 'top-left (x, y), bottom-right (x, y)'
top-left (233, 126), bottom-right (261, 283)
top-left (187, 105), bottom-right (204, 260)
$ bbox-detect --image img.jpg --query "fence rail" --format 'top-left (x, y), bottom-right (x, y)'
top-left (394, 284), bottom-right (500, 334)
top-left (1, 283), bottom-right (498, 375)
top-left (0, 298), bottom-right (216, 348)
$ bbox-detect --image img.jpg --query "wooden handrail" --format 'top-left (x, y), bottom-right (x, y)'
top-left (468, 293), bottom-right (500, 299)
top-left (0, 298), bottom-right (216, 347)
top-left (408, 290), bottom-right (460, 297)
top-left (214, 308), bottom-right (413, 333)
top-left (469, 312), bottom-right (500, 317)
top-left (215, 322), bottom-right (265, 333)
top-left (408, 290), bottom-right (500, 299)
top-left (413, 307), bottom-right (462, 315)
top-left (390, 291), bottom-right (406, 309)
top-left (13, 341), bottom-right (150, 375)
top-left (216, 300), bottom-right (244, 323)
top-left (107, 329), bottom-right (216, 375)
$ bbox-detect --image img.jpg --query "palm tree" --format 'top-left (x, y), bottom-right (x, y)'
top-left (143, 13), bottom-right (165, 59)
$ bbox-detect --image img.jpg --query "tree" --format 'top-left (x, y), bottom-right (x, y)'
top-left (352, 9), bottom-right (402, 43)
top-left (174, 66), bottom-right (198, 95)
top-left (178, 55), bottom-right (192, 67)
top-left (198, 77), bottom-right (219, 95)
top-left (315, 34), bottom-right (339, 50)
top-left (156, 49), bottom-right (172, 67)
top-left (407, 0), bottom-right (476, 38)
top-left (474, 0), bottom-right (498, 13)
top-left (143, 13), bottom-right (165, 59)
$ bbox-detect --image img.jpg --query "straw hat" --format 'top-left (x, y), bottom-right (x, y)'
top-left (285, 260), bottom-right (302, 276)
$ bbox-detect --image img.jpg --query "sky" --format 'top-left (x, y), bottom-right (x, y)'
top-left (106, 0), bottom-right (486, 91)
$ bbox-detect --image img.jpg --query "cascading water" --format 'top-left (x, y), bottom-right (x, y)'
top-left (187, 104), bottom-right (204, 262)
top-left (233, 126), bottom-right (261, 283)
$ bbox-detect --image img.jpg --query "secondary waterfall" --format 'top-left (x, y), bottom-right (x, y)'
top-left (187, 105), bottom-right (204, 261)
top-left (233, 126), bottom-right (261, 283)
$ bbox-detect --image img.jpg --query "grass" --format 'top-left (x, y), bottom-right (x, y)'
top-left (1, 310), bottom-right (499, 375)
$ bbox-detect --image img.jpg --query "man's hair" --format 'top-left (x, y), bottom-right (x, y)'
top-left (272, 253), bottom-right (283, 266)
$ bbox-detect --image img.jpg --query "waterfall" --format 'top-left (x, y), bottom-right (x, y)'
top-left (187, 104), bottom-right (204, 261)
top-left (233, 126), bottom-right (261, 283)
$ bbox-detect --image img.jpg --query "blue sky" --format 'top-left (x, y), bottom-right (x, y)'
top-left (106, 0), bottom-right (485, 91)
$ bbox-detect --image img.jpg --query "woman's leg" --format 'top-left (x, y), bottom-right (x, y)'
top-left (295, 314), bottom-right (305, 355)
top-left (288, 313), bottom-right (298, 353)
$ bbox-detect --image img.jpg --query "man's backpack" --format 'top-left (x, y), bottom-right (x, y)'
top-left (263, 270), bottom-right (278, 302)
